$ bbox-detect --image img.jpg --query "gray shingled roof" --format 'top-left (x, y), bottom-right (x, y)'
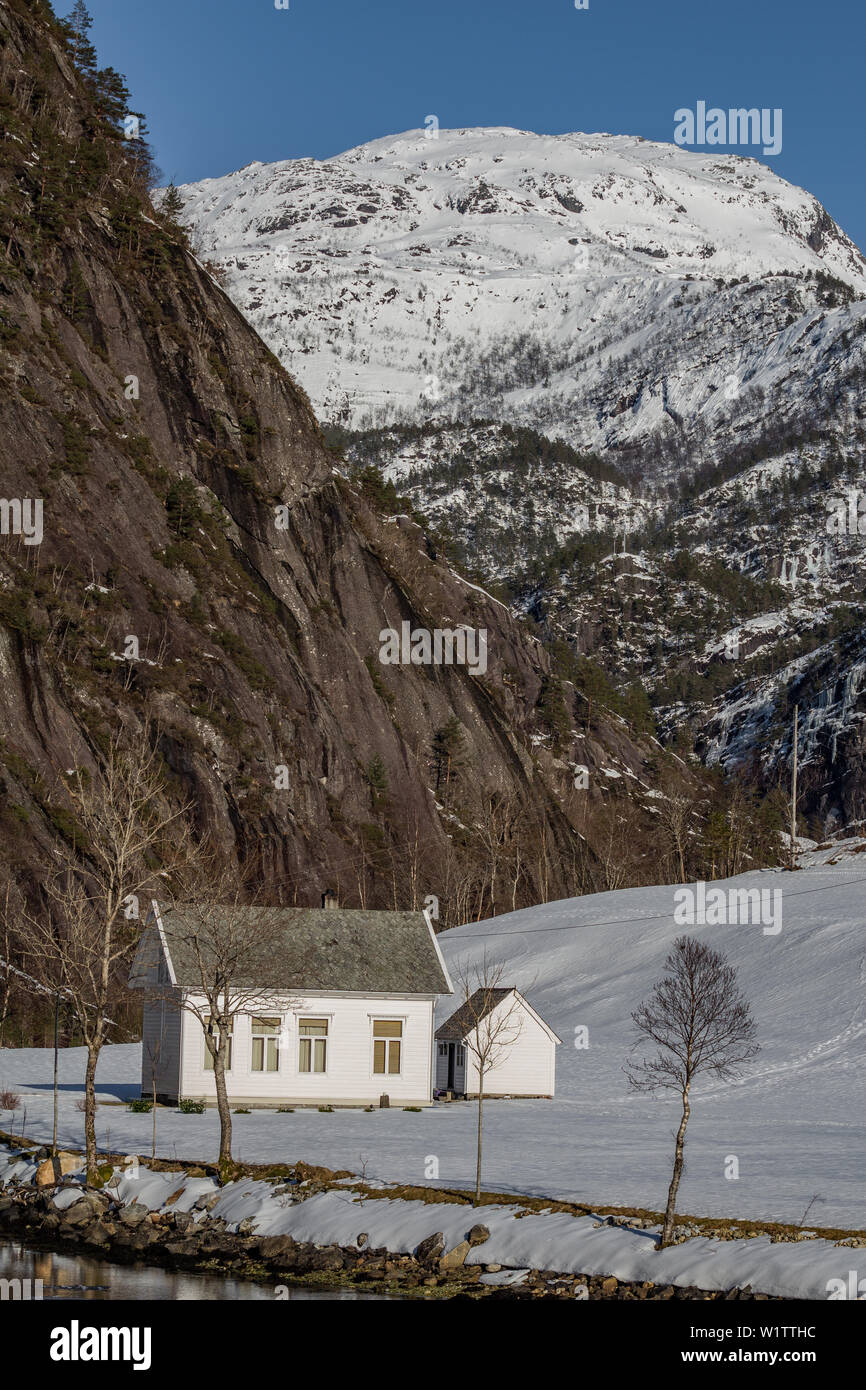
top-left (157, 905), bottom-right (450, 995)
top-left (436, 987), bottom-right (514, 1040)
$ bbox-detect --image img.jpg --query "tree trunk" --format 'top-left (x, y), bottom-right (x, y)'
top-left (84, 1043), bottom-right (100, 1183)
top-left (475, 1069), bottom-right (484, 1205)
top-left (661, 1085), bottom-right (690, 1247)
top-left (213, 1049), bottom-right (233, 1170)
top-left (52, 994), bottom-right (59, 1157)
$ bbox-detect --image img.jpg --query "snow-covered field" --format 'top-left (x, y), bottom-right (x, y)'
top-left (1, 869), bottom-right (864, 1232)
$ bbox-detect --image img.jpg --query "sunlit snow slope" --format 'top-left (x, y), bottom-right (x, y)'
top-left (176, 127), bottom-right (866, 472)
top-left (432, 868), bottom-right (866, 1227)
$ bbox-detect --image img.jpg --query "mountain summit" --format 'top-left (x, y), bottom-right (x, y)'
top-left (176, 126), bottom-right (866, 479)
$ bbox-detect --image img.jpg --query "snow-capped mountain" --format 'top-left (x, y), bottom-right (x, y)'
top-left (175, 126), bottom-right (866, 479)
top-left (173, 128), bottom-right (866, 832)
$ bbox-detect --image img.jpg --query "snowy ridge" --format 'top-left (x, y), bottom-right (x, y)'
top-left (174, 127), bottom-right (866, 472)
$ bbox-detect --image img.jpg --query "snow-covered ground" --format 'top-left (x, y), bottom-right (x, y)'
top-left (2, 869), bottom-right (863, 1236)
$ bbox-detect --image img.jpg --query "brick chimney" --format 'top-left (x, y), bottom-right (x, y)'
top-left (321, 890), bottom-right (339, 909)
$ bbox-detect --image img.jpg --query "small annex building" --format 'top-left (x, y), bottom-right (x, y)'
top-left (435, 987), bottom-right (561, 1098)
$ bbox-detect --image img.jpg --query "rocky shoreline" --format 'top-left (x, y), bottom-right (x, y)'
top-left (0, 1155), bottom-right (780, 1301)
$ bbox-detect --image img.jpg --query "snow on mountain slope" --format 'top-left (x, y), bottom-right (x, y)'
top-left (175, 127), bottom-right (866, 473)
top-left (342, 419), bottom-right (647, 582)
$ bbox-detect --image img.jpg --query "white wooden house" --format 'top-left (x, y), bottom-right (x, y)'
top-left (435, 987), bottom-right (560, 1098)
top-left (129, 900), bottom-right (453, 1108)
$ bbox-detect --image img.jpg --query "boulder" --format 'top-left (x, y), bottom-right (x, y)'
top-left (80, 1189), bottom-right (110, 1210)
top-left (467, 1223), bottom-right (490, 1246)
top-left (415, 1231), bottom-right (445, 1264)
top-left (308, 1246), bottom-right (345, 1272)
top-left (82, 1219), bottom-right (112, 1247)
top-left (35, 1152), bottom-right (81, 1188)
top-left (118, 1203), bottom-right (151, 1228)
top-left (128, 1226), bottom-right (161, 1251)
top-left (257, 1234), bottom-right (298, 1262)
top-left (61, 1199), bottom-right (101, 1227)
top-left (440, 1240), bottom-right (471, 1270)
top-left (192, 1192), bottom-right (220, 1212)
top-left (163, 1237), bottom-right (201, 1258)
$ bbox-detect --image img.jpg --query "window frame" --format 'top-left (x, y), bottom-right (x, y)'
top-left (297, 1016), bottom-right (329, 1075)
top-left (371, 1017), bottom-right (404, 1077)
top-left (250, 1014), bottom-right (282, 1074)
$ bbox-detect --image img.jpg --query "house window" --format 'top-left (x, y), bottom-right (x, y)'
top-left (438, 1043), bottom-right (448, 1057)
top-left (456, 1045), bottom-right (465, 1066)
top-left (251, 1016), bottom-right (281, 1072)
top-left (298, 1019), bottom-right (328, 1073)
top-left (373, 1019), bottom-right (403, 1075)
top-left (203, 1016), bottom-right (233, 1071)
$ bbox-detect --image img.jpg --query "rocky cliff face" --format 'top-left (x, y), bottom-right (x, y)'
top-left (0, 0), bottom-right (708, 919)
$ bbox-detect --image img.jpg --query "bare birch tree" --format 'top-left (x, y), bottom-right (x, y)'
top-left (451, 955), bottom-right (525, 1204)
top-left (657, 779), bottom-right (693, 883)
top-left (143, 1035), bottom-right (162, 1160)
top-left (152, 847), bottom-right (302, 1176)
top-left (625, 936), bottom-right (759, 1247)
top-left (16, 729), bottom-right (189, 1182)
top-left (0, 886), bottom-right (18, 1046)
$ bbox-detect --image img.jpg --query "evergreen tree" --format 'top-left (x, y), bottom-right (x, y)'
top-left (93, 66), bottom-right (132, 130)
top-left (364, 755), bottom-right (389, 811)
top-left (431, 716), bottom-right (465, 794)
top-left (61, 2), bottom-right (97, 79)
top-left (536, 675), bottom-right (571, 753)
top-left (161, 182), bottom-right (185, 220)
top-left (122, 112), bottom-right (162, 190)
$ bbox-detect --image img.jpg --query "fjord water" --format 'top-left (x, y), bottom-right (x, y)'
top-left (0, 1237), bottom-right (394, 1300)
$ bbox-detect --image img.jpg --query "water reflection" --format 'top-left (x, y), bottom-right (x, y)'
top-left (0, 1239), bottom-right (393, 1300)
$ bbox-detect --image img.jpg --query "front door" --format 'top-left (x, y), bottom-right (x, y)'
top-left (447, 1044), bottom-right (455, 1089)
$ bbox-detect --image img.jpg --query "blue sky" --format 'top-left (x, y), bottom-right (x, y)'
top-left (77, 0), bottom-right (865, 248)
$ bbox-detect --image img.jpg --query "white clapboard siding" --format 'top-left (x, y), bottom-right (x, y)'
top-left (463, 998), bottom-right (557, 1098)
top-left (178, 992), bottom-right (437, 1106)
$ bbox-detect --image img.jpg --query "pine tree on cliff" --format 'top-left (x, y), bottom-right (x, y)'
top-left (60, 1), bottom-right (97, 78)
top-left (161, 182), bottom-right (185, 220)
